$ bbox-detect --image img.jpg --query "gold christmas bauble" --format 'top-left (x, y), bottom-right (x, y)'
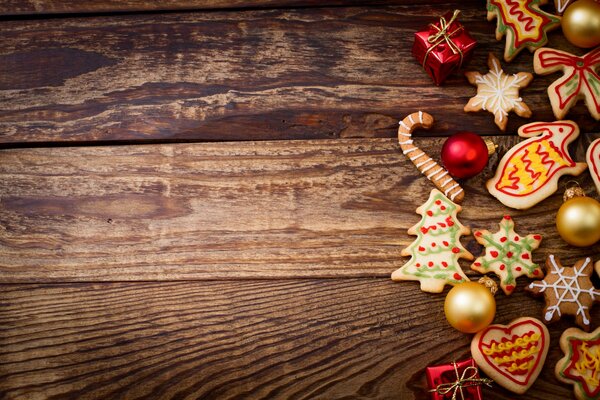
top-left (556, 196), bottom-right (600, 247)
top-left (562, 0), bottom-right (600, 48)
top-left (444, 281), bottom-right (496, 333)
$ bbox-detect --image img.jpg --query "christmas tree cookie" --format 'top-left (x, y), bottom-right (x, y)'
top-left (392, 189), bottom-right (473, 293)
top-left (487, 0), bottom-right (561, 62)
top-left (471, 215), bottom-right (543, 295)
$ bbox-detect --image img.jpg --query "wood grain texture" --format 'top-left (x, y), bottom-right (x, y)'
top-left (0, 0), bottom-right (462, 16)
top-left (0, 279), bottom-right (595, 399)
top-left (2, 5), bottom-right (598, 145)
top-left (1, 136), bottom-right (598, 282)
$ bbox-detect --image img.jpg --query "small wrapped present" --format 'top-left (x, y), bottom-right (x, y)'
top-left (412, 10), bottom-right (477, 85)
top-left (426, 358), bottom-right (491, 400)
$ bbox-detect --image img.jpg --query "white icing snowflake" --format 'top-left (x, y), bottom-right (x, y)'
top-left (528, 255), bottom-right (599, 328)
top-left (465, 53), bottom-right (533, 131)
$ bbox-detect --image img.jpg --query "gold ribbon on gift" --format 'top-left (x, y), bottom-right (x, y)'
top-left (429, 362), bottom-right (493, 400)
top-left (422, 9), bottom-right (465, 69)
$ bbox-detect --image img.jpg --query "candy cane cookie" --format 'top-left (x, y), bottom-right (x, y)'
top-left (398, 111), bottom-right (465, 203)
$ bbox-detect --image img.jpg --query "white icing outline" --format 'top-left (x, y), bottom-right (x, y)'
top-left (528, 256), bottom-right (598, 326)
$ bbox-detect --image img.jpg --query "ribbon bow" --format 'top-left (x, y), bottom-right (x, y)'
top-left (423, 9), bottom-right (465, 68)
top-left (429, 362), bottom-right (493, 400)
top-left (535, 47), bottom-right (600, 117)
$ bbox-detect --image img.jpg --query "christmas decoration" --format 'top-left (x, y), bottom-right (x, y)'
top-left (391, 189), bottom-right (473, 293)
top-left (533, 47), bottom-right (600, 120)
top-left (527, 255), bottom-right (598, 330)
top-left (555, 0), bottom-right (575, 14)
top-left (471, 215), bottom-right (543, 295)
top-left (556, 186), bottom-right (600, 247)
top-left (561, 0), bottom-right (600, 48)
top-left (486, 0), bottom-right (561, 62)
top-left (412, 10), bottom-right (477, 85)
top-left (471, 317), bottom-right (550, 394)
top-left (486, 120), bottom-right (587, 209)
top-left (426, 359), bottom-right (492, 400)
top-left (398, 111), bottom-right (464, 202)
top-left (556, 326), bottom-right (600, 400)
top-left (587, 138), bottom-right (600, 196)
top-left (441, 132), bottom-right (496, 179)
top-left (444, 281), bottom-right (496, 333)
top-left (464, 53), bottom-right (533, 131)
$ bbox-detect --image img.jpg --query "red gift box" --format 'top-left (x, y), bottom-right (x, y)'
top-left (426, 358), bottom-right (489, 400)
top-left (412, 10), bottom-right (477, 85)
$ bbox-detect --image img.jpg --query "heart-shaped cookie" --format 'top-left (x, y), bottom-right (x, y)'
top-left (471, 317), bottom-right (549, 394)
top-left (587, 138), bottom-right (600, 196)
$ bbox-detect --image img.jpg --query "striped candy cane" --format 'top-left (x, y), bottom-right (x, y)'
top-left (398, 111), bottom-right (464, 203)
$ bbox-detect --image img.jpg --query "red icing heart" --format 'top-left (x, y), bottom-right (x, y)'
top-left (471, 317), bottom-right (549, 394)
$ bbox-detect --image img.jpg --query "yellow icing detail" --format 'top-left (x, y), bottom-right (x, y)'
top-left (483, 333), bottom-right (540, 356)
top-left (574, 342), bottom-right (600, 390)
top-left (495, 2), bottom-right (547, 42)
top-left (507, 359), bottom-right (535, 372)
top-left (497, 140), bottom-right (570, 194)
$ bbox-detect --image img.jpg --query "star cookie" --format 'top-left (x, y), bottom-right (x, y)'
top-left (554, 0), bottom-right (574, 14)
top-left (527, 256), bottom-right (599, 330)
top-left (534, 47), bottom-right (600, 121)
top-left (391, 189), bottom-right (473, 293)
top-left (487, 0), bottom-right (561, 62)
top-left (587, 138), bottom-right (600, 196)
top-left (471, 215), bottom-right (542, 295)
top-left (464, 53), bottom-right (533, 131)
top-left (556, 327), bottom-right (600, 400)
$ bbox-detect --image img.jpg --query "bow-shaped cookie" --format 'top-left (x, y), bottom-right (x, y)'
top-left (534, 47), bottom-right (600, 120)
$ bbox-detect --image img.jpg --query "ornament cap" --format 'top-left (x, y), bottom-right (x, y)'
top-left (484, 139), bottom-right (497, 156)
top-left (563, 182), bottom-right (586, 202)
top-left (478, 276), bottom-right (498, 296)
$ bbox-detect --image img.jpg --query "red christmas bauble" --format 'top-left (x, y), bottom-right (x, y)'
top-left (441, 132), bottom-right (489, 179)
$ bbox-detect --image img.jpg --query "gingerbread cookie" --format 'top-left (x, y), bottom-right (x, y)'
top-left (471, 317), bottom-right (550, 394)
top-left (391, 189), bottom-right (473, 293)
top-left (464, 53), bottom-right (533, 131)
top-left (587, 138), bottom-right (600, 196)
top-left (556, 327), bottom-right (600, 400)
top-left (398, 111), bottom-right (464, 203)
top-left (534, 47), bottom-right (600, 121)
top-left (527, 256), bottom-right (599, 330)
top-left (486, 120), bottom-right (587, 209)
top-left (487, 0), bottom-right (561, 62)
top-left (471, 215), bottom-right (543, 295)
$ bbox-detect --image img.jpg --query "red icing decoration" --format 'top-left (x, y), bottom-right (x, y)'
top-left (490, 251), bottom-right (499, 258)
top-left (419, 246), bottom-right (426, 252)
top-left (453, 273), bottom-right (462, 280)
top-left (562, 337), bottom-right (600, 398)
top-left (500, 236), bottom-right (507, 242)
top-left (506, 285), bottom-right (514, 292)
top-left (452, 247), bottom-right (460, 254)
top-left (522, 253), bottom-right (530, 259)
top-left (427, 210), bottom-right (434, 216)
top-left (507, 251), bottom-right (513, 258)
top-left (442, 261), bottom-right (448, 268)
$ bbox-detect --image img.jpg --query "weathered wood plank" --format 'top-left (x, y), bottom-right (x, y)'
top-left (1, 137), bottom-right (597, 282)
top-left (0, 279), bottom-right (591, 399)
top-left (0, 0), bottom-right (466, 16)
top-left (1, 5), bottom-right (597, 145)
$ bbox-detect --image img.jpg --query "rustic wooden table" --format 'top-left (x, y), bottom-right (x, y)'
top-left (1, 1), bottom-right (599, 399)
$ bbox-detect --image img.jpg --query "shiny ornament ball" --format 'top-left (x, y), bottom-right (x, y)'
top-left (444, 281), bottom-right (496, 333)
top-left (562, 0), bottom-right (600, 48)
top-left (441, 132), bottom-right (489, 179)
top-left (556, 196), bottom-right (600, 247)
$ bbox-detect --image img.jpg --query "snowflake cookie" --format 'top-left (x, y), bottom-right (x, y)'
top-left (391, 189), bottom-right (473, 293)
top-left (464, 53), bottom-right (533, 131)
top-left (471, 215), bottom-right (543, 295)
top-left (534, 47), bottom-right (600, 121)
top-left (527, 255), bottom-right (599, 331)
top-left (556, 327), bottom-right (600, 400)
top-left (487, 0), bottom-right (561, 62)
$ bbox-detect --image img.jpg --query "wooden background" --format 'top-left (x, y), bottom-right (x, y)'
top-left (1, 0), bottom-right (599, 399)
